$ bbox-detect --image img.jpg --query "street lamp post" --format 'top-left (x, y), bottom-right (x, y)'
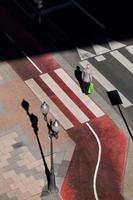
top-left (41, 102), bottom-right (60, 193)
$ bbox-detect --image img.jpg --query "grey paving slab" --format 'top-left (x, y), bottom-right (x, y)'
top-left (0, 62), bottom-right (17, 84)
top-left (12, 142), bottom-right (24, 149)
top-left (40, 192), bottom-right (61, 200)
top-left (0, 193), bottom-right (17, 200)
top-left (0, 102), bottom-right (6, 115)
top-left (57, 160), bottom-right (70, 177)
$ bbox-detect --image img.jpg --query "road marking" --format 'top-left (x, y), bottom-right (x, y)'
top-left (25, 78), bottom-right (73, 130)
top-left (95, 55), bottom-right (106, 62)
top-left (77, 48), bottom-right (95, 60)
top-left (92, 44), bottom-right (110, 55)
top-left (80, 60), bottom-right (132, 108)
top-left (5, 33), bottom-right (15, 43)
top-left (71, 0), bottom-right (105, 29)
top-left (40, 73), bottom-right (89, 123)
top-left (21, 50), bottom-right (43, 74)
top-left (126, 45), bottom-right (133, 55)
top-left (12, 0), bottom-right (33, 19)
top-left (110, 50), bottom-right (133, 74)
top-left (5, 33), bottom-right (43, 74)
top-left (77, 40), bottom-right (126, 61)
top-left (41, 1), bottom-right (73, 15)
top-left (107, 38), bottom-right (126, 50)
top-left (55, 68), bottom-right (104, 117)
top-left (86, 122), bottom-right (101, 200)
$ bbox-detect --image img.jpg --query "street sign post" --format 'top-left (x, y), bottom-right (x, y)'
top-left (107, 90), bottom-right (133, 141)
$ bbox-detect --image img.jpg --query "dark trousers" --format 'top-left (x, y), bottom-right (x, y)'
top-left (82, 82), bottom-right (90, 94)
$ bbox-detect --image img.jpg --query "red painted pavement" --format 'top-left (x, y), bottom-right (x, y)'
top-left (34, 76), bottom-right (80, 127)
top-left (61, 115), bottom-right (128, 200)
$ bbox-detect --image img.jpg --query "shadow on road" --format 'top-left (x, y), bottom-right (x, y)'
top-left (0, 0), bottom-right (133, 59)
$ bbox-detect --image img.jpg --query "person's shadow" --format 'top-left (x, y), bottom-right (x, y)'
top-left (74, 66), bottom-right (83, 92)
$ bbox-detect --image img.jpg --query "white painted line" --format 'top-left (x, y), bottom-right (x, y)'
top-left (71, 0), bottom-right (105, 29)
top-left (80, 60), bottom-right (132, 108)
top-left (21, 50), bottom-right (43, 74)
top-left (41, 2), bottom-right (73, 14)
top-left (92, 44), bottom-right (110, 55)
top-left (59, 193), bottom-right (64, 200)
top-left (95, 55), bottom-right (106, 62)
top-left (55, 68), bottom-right (104, 117)
top-left (126, 45), bottom-right (133, 55)
top-left (40, 73), bottom-right (89, 123)
top-left (25, 78), bottom-right (73, 130)
top-left (86, 122), bottom-right (101, 200)
top-left (110, 50), bottom-right (133, 74)
top-left (5, 33), bottom-right (15, 43)
top-left (12, 0), bottom-right (33, 19)
top-left (107, 38), bottom-right (126, 50)
top-left (77, 48), bottom-right (95, 60)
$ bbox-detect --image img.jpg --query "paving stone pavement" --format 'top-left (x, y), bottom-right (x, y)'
top-left (0, 62), bottom-right (75, 200)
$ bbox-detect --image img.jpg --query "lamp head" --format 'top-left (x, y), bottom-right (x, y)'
top-left (41, 102), bottom-right (49, 116)
top-left (51, 120), bottom-right (60, 134)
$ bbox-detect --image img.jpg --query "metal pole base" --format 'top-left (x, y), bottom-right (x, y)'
top-left (48, 172), bottom-right (58, 193)
top-left (41, 185), bottom-right (49, 196)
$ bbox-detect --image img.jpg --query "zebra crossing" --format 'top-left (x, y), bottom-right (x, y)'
top-left (76, 39), bottom-right (133, 108)
top-left (25, 78), bottom-right (74, 130)
top-left (54, 68), bottom-right (104, 117)
top-left (80, 60), bottom-right (132, 108)
top-left (24, 39), bottom-right (133, 130)
top-left (25, 68), bottom-right (105, 130)
top-left (110, 50), bottom-right (133, 74)
top-left (40, 73), bottom-right (89, 123)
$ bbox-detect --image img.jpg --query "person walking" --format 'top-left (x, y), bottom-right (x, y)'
top-left (81, 64), bottom-right (93, 94)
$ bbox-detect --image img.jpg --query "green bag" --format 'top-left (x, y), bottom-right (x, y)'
top-left (87, 83), bottom-right (94, 94)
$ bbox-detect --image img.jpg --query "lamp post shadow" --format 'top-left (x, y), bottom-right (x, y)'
top-left (21, 99), bottom-right (51, 194)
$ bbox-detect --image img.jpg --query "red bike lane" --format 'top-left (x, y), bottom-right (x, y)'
top-left (61, 115), bottom-right (128, 200)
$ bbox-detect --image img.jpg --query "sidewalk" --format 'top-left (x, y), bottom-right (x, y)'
top-left (0, 62), bottom-right (75, 200)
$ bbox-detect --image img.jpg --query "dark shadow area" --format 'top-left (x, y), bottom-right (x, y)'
top-left (74, 66), bottom-right (83, 92)
top-left (21, 99), bottom-right (51, 190)
top-left (0, 0), bottom-right (133, 60)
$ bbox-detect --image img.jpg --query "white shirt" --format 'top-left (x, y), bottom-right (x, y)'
top-left (82, 68), bottom-right (93, 83)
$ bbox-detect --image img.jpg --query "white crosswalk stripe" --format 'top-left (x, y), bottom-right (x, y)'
top-left (25, 78), bottom-right (74, 130)
top-left (107, 38), bottom-right (126, 50)
top-left (80, 60), bottom-right (132, 108)
top-left (126, 45), bottom-right (133, 56)
top-left (92, 44), bottom-right (110, 55)
top-left (54, 68), bottom-right (104, 117)
top-left (40, 73), bottom-right (90, 123)
top-left (110, 50), bottom-right (133, 74)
